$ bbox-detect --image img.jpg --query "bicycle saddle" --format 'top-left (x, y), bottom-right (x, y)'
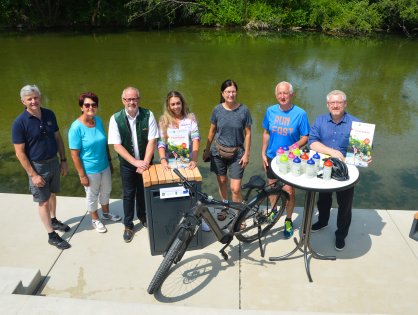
top-left (241, 175), bottom-right (265, 189)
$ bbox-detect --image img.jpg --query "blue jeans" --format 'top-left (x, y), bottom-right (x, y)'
top-left (120, 163), bottom-right (146, 229)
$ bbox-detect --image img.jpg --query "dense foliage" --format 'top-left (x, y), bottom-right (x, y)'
top-left (1, 0), bottom-right (417, 35)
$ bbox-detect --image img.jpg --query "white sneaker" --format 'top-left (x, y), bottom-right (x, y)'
top-left (102, 212), bottom-right (121, 222)
top-left (201, 219), bottom-right (211, 232)
top-left (92, 220), bottom-right (107, 233)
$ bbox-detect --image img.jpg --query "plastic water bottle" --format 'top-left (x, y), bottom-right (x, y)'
top-left (276, 147), bottom-right (284, 165)
top-left (291, 157), bottom-right (301, 176)
top-left (306, 158), bottom-right (316, 178)
top-left (283, 145), bottom-right (289, 157)
top-left (287, 152), bottom-right (295, 171)
top-left (323, 159), bottom-right (333, 181)
top-left (312, 152), bottom-right (321, 172)
top-left (300, 153), bottom-right (309, 174)
top-left (279, 154), bottom-right (289, 174)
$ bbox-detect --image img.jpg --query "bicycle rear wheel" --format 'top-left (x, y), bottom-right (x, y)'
top-left (235, 189), bottom-right (288, 243)
top-left (147, 234), bottom-right (187, 294)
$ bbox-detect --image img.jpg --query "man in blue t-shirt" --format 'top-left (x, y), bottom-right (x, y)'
top-left (262, 81), bottom-right (310, 239)
top-left (309, 90), bottom-right (361, 251)
top-left (12, 85), bottom-right (71, 250)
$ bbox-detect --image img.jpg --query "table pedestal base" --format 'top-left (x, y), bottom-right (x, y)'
top-left (269, 191), bottom-right (336, 282)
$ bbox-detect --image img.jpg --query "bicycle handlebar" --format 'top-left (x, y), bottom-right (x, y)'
top-left (173, 168), bottom-right (223, 206)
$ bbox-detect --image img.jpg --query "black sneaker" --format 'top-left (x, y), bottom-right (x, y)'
top-left (139, 216), bottom-right (147, 228)
top-left (52, 219), bottom-right (70, 232)
top-left (123, 228), bottom-right (134, 243)
top-left (335, 238), bottom-right (346, 251)
top-left (311, 221), bottom-right (328, 233)
top-left (48, 233), bottom-right (71, 250)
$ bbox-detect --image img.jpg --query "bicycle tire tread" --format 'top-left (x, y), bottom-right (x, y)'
top-left (147, 237), bottom-right (185, 294)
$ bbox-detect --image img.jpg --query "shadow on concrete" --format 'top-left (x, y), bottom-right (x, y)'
top-left (153, 253), bottom-right (225, 302)
top-left (309, 208), bottom-right (386, 260)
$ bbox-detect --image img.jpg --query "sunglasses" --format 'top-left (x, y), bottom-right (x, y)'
top-left (83, 103), bottom-right (98, 108)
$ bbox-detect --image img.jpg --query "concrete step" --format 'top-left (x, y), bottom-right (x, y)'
top-left (0, 267), bottom-right (42, 295)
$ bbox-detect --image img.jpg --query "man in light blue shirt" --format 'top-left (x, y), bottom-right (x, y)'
top-left (262, 81), bottom-right (310, 239)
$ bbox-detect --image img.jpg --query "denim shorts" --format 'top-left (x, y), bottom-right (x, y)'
top-left (210, 148), bottom-right (244, 179)
top-left (29, 157), bottom-right (60, 202)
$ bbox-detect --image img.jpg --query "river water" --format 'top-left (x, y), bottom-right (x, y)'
top-left (1, 29), bottom-right (417, 210)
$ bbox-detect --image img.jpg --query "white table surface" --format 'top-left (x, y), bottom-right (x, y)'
top-left (271, 156), bottom-right (360, 192)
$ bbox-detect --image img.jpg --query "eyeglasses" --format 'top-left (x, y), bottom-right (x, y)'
top-left (39, 124), bottom-right (48, 137)
top-left (328, 101), bottom-right (346, 106)
top-left (83, 103), bottom-right (98, 108)
top-left (123, 97), bottom-right (139, 103)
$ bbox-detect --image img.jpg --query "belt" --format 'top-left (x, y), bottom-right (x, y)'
top-left (31, 156), bottom-right (58, 164)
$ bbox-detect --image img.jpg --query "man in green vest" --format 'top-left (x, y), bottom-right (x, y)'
top-left (108, 86), bottom-right (158, 243)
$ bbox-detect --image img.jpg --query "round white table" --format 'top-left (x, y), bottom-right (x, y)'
top-left (269, 156), bottom-right (360, 282)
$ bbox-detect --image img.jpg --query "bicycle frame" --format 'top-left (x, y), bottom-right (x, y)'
top-left (172, 170), bottom-right (285, 254)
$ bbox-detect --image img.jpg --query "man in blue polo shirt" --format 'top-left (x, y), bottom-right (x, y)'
top-left (308, 90), bottom-right (361, 251)
top-left (12, 85), bottom-right (71, 250)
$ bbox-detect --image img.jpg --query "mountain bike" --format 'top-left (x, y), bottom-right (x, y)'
top-left (147, 168), bottom-right (289, 294)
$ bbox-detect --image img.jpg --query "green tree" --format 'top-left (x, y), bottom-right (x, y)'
top-left (374, 0), bottom-right (418, 35)
top-left (309, 0), bottom-right (382, 34)
top-left (198, 0), bottom-right (246, 26)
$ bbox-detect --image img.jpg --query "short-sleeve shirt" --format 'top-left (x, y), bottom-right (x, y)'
top-left (12, 107), bottom-right (59, 161)
top-left (308, 112), bottom-right (361, 157)
top-left (210, 103), bottom-right (252, 153)
top-left (68, 116), bottom-right (109, 174)
top-left (158, 115), bottom-right (200, 159)
top-left (262, 104), bottom-right (310, 159)
top-left (108, 108), bottom-right (159, 160)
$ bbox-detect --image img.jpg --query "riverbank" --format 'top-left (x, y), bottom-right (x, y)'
top-left (1, 1), bottom-right (417, 36)
top-left (1, 193), bottom-right (417, 314)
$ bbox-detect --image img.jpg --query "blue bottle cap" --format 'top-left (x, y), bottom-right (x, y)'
top-left (307, 158), bottom-right (315, 165)
top-left (283, 145), bottom-right (289, 151)
top-left (293, 157), bottom-right (301, 163)
top-left (313, 153), bottom-right (320, 159)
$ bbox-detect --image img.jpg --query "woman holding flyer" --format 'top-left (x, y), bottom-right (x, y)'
top-left (157, 91), bottom-right (200, 171)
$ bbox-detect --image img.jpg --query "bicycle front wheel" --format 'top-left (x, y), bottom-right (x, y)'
top-left (147, 235), bottom-right (187, 294)
top-left (235, 189), bottom-right (289, 243)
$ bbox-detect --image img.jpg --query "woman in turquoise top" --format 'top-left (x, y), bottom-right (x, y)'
top-left (68, 92), bottom-right (121, 233)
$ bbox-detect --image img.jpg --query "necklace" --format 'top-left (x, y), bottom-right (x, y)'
top-left (80, 116), bottom-right (95, 127)
top-left (86, 118), bottom-right (95, 126)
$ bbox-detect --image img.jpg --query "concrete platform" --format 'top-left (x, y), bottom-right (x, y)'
top-left (0, 192), bottom-right (417, 314)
